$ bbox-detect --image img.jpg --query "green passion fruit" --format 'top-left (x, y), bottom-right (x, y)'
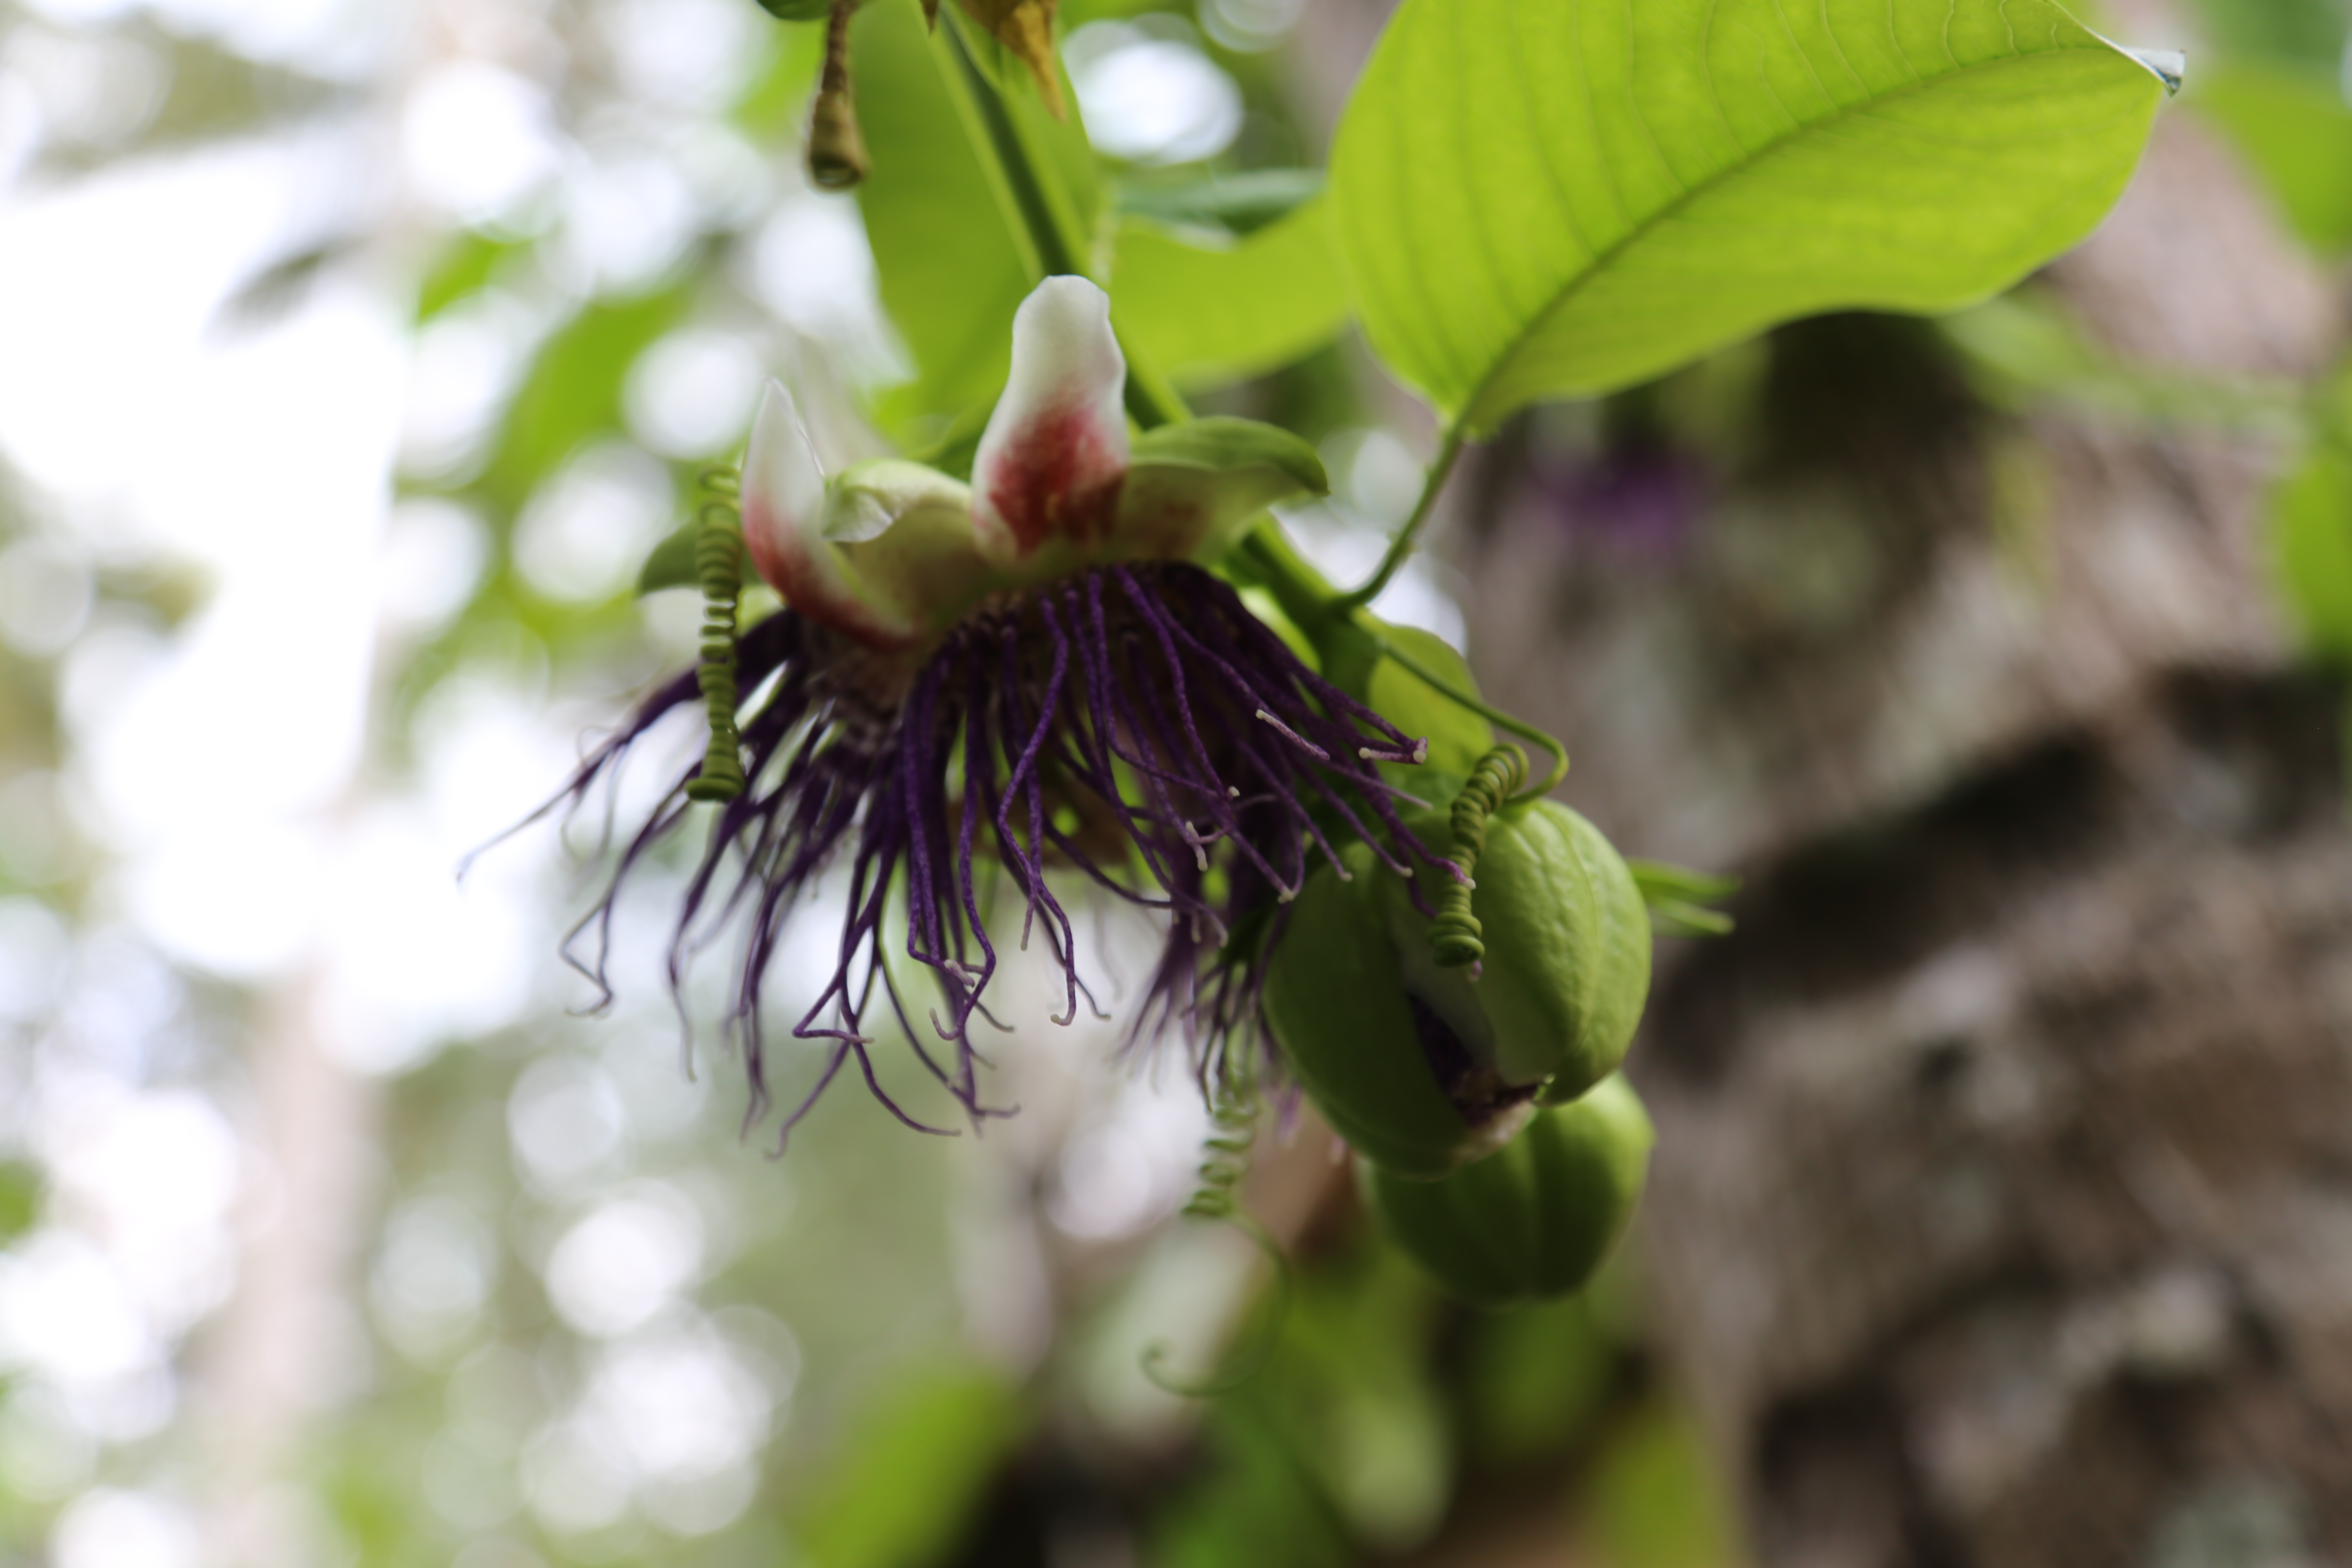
top-left (1362, 1073), bottom-right (1654, 1308)
top-left (1261, 799), bottom-right (1651, 1179)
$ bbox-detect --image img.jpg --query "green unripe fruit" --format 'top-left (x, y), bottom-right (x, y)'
top-left (1260, 797), bottom-right (1651, 1179)
top-left (1363, 1073), bottom-right (1654, 1308)
top-left (1263, 837), bottom-right (1518, 1179)
top-left (1387, 799), bottom-right (1651, 1100)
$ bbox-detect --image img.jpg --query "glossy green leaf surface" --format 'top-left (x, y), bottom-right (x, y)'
top-left (1111, 199), bottom-right (1353, 387)
top-left (1329, 0), bottom-right (2173, 432)
top-left (791, 1363), bottom-right (1024, 1568)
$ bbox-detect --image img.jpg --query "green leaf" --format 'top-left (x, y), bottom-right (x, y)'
top-left (2197, 61), bottom-right (2352, 251)
top-left (1579, 1401), bottom-right (1742, 1568)
top-left (792, 1362), bottom-right (1023, 1568)
top-left (475, 283), bottom-right (692, 514)
top-left (1365, 623), bottom-right (1493, 781)
top-left (0, 1162), bottom-right (41, 1246)
top-left (1465, 1294), bottom-right (1613, 1463)
top-left (854, 0), bottom-right (1108, 441)
top-left (1329, 0), bottom-right (2174, 433)
top-left (2269, 440), bottom-right (2352, 665)
top-left (970, 28), bottom-right (1105, 242)
top-left (1117, 168), bottom-right (1325, 236)
top-left (853, 0), bottom-right (1035, 438)
top-left (1111, 199), bottom-right (1353, 387)
top-left (637, 519), bottom-right (710, 595)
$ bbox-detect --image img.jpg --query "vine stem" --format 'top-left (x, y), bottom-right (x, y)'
top-left (1335, 425), bottom-right (1465, 610)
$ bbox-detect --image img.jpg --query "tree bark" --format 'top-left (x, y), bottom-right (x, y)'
top-left (1452, 111), bottom-right (2352, 1566)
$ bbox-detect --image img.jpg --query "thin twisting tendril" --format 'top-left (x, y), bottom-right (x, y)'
top-left (1429, 744), bottom-right (1527, 970)
top-left (686, 466), bottom-right (746, 804)
top-left (1142, 1066), bottom-right (1292, 1397)
top-left (1365, 629), bottom-right (1568, 802)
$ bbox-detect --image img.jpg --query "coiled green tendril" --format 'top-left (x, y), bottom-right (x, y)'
top-left (1430, 744), bottom-right (1529, 970)
top-left (686, 466), bottom-right (747, 805)
top-left (1142, 1066), bottom-right (1291, 1397)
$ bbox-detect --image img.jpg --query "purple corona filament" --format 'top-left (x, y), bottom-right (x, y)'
top-left (529, 563), bottom-right (1439, 1148)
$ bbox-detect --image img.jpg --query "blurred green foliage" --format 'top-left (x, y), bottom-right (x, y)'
top-left (794, 1364), bottom-right (1025, 1568)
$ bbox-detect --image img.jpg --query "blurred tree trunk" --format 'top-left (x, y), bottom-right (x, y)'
top-left (1451, 113), bottom-right (2352, 1565)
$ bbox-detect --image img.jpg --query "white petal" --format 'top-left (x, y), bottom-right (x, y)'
top-left (971, 276), bottom-right (1130, 566)
top-left (741, 379), bottom-right (826, 585)
top-left (740, 380), bottom-right (911, 646)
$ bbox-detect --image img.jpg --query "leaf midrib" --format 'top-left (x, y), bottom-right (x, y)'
top-left (1441, 26), bottom-right (2140, 429)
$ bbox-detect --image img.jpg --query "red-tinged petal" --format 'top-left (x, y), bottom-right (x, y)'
top-left (972, 276), bottom-right (1129, 567)
top-left (741, 380), bottom-right (918, 649)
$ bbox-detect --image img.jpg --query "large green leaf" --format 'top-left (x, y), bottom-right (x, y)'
top-left (853, 0), bottom-right (1035, 438)
top-left (1329, 0), bottom-right (2174, 433)
top-left (1111, 199), bottom-right (1353, 386)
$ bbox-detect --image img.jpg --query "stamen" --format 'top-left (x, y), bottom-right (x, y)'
top-left (1253, 708), bottom-right (1331, 761)
top-left (507, 561), bottom-right (1442, 1149)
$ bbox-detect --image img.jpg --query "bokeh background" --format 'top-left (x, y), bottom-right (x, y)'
top-left (2, 0), bottom-right (2349, 1562)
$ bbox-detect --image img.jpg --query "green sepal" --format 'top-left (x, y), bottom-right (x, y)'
top-left (1116, 417), bottom-right (1328, 566)
top-left (1363, 1073), bottom-right (1653, 1309)
top-left (819, 459), bottom-right (994, 635)
top-left (1262, 838), bottom-right (1498, 1181)
top-left (1127, 418), bottom-right (1328, 491)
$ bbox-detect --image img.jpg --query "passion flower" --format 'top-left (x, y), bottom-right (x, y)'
top-left (521, 276), bottom-right (1442, 1145)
